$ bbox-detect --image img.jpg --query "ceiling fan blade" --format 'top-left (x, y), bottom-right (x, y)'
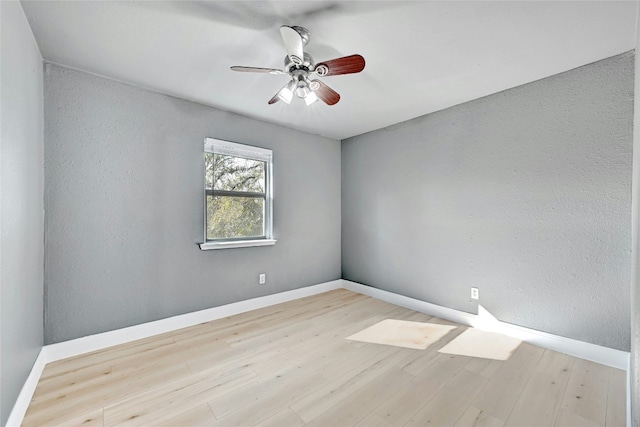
top-left (315, 54), bottom-right (365, 76)
top-left (309, 79), bottom-right (340, 105)
top-left (280, 25), bottom-right (304, 65)
top-left (231, 66), bottom-right (285, 75)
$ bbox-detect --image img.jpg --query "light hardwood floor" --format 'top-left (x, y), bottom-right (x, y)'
top-left (23, 289), bottom-right (626, 427)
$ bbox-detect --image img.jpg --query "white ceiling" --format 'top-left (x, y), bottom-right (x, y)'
top-left (21, 1), bottom-right (638, 140)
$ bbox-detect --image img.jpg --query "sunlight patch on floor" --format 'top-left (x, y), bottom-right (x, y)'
top-left (346, 319), bottom-right (457, 350)
top-left (438, 328), bottom-right (522, 360)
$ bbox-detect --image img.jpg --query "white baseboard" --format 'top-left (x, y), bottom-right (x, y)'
top-left (45, 280), bottom-right (343, 363)
top-left (6, 279), bottom-right (342, 425)
top-left (7, 278), bottom-right (631, 426)
top-left (341, 280), bottom-right (630, 370)
top-left (627, 358), bottom-right (632, 427)
top-left (5, 348), bottom-right (47, 427)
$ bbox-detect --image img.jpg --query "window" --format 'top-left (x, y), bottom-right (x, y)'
top-left (199, 138), bottom-right (275, 250)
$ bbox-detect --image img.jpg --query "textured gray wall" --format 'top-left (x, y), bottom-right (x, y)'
top-left (631, 16), bottom-right (639, 425)
top-left (342, 52), bottom-right (633, 351)
top-left (0, 2), bottom-right (45, 424)
top-left (44, 64), bottom-right (341, 345)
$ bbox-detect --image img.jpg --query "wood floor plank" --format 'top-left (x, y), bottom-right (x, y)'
top-left (453, 406), bottom-right (505, 427)
top-left (248, 334), bottom-right (345, 378)
top-left (171, 320), bottom-right (262, 347)
top-left (264, 339), bottom-right (374, 383)
top-left (465, 357), bottom-right (503, 379)
top-left (24, 361), bottom-right (193, 426)
top-left (375, 353), bottom-right (473, 426)
top-left (398, 324), bottom-right (465, 376)
top-left (52, 408), bottom-right (104, 427)
top-left (404, 368), bottom-right (490, 427)
top-left (254, 408), bottom-right (306, 427)
top-left (153, 404), bottom-right (217, 427)
top-left (471, 342), bottom-right (546, 422)
top-left (39, 336), bottom-right (177, 381)
top-left (354, 412), bottom-right (395, 427)
top-left (289, 344), bottom-right (406, 423)
top-left (320, 341), bottom-right (406, 382)
top-left (554, 411), bottom-right (602, 427)
top-left (503, 350), bottom-right (574, 426)
top-left (102, 365), bottom-right (257, 426)
top-left (185, 343), bottom-right (277, 375)
top-left (30, 362), bottom-right (114, 403)
top-left (208, 367), bottom-right (327, 426)
top-left (208, 365), bottom-right (326, 420)
top-left (304, 367), bottom-right (413, 427)
top-left (555, 357), bottom-right (609, 426)
top-left (22, 290), bottom-right (626, 427)
top-left (33, 333), bottom-right (226, 410)
top-left (605, 367), bottom-right (627, 427)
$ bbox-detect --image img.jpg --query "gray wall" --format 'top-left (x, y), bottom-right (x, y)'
top-left (631, 14), bottom-right (640, 425)
top-left (342, 52), bottom-right (633, 351)
top-left (0, 1), bottom-right (45, 425)
top-left (44, 64), bottom-right (341, 344)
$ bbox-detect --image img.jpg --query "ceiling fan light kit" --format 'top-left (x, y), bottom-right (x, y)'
top-left (231, 25), bottom-right (365, 106)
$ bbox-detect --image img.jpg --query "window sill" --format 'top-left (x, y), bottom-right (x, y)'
top-left (198, 239), bottom-right (277, 251)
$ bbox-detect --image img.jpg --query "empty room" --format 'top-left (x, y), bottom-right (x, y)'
top-left (2, 1), bottom-right (640, 426)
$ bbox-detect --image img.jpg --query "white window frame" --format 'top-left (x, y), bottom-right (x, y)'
top-left (199, 138), bottom-right (276, 250)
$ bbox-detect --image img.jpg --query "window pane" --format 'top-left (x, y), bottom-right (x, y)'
top-left (214, 154), bottom-right (265, 193)
top-left (207, 195), bottom-right (264, 240)
top-left (205, 153), bottom-right (214, 190)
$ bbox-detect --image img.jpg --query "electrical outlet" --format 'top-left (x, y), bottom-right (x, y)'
top-left (471, 287), bottom-right (479, 300)
top-left (259, 273), bottom-right (266, 285)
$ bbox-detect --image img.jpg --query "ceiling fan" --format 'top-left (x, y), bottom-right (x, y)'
top-left (231, 26), bottom-right (365, 106)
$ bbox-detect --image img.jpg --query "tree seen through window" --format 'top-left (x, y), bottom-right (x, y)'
top-left (205, 153), bottom-right (267, 240)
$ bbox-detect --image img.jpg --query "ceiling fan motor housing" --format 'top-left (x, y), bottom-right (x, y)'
top-left (284, 52), bottom-right (317, 73)
top-left (291, 26), bottom-right (311, 46)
